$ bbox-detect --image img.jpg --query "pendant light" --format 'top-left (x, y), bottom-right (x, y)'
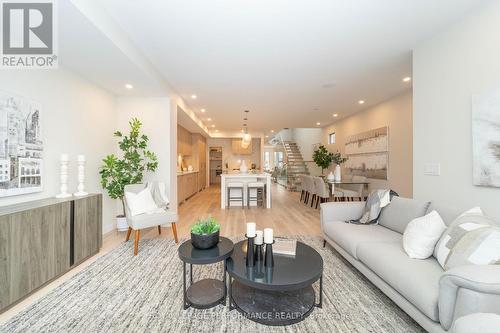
top-left (241, 110), bottom-right (252, 148)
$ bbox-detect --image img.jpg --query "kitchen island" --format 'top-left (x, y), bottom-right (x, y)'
top-left (221, 172), bottom-right (272, 209)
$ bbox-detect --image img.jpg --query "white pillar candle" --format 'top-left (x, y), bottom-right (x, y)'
top-left (255, 230), bottom-right (263, 245)
top-left (264, 228), bottom-right (273, 244)
top-left (246, 222), bottom-right (256, 237)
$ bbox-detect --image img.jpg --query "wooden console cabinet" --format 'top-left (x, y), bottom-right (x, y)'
top-left (0, 194), bottom-right (102, 312)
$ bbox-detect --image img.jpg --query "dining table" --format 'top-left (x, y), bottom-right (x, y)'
top-left (325, 179), bottom-right (370, 198)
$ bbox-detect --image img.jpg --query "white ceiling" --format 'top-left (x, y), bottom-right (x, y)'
top-left (98, 0), bottom-right (487, 132)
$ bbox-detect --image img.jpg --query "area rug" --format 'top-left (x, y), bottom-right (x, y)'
top-left (0, 236), bottom-right (424, 333)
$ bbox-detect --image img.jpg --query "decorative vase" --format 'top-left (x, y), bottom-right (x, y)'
top-left (74, 155), bottom-right (88, 197)
top-left (116, 216), bottom-right (128, 231)
top-left (240, 160), bottom-right (248, 173)
top-left (56, 154), bottom-right (72, 199)
top-left (191, 230), bottom-right (220, 249)
top-left (327, 171), bottom-right (335, 181)
top-left (334, 164), bottom-right (341, 182)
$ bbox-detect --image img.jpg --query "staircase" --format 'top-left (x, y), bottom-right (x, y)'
top-left (283, 141), bottom-right (309, 191)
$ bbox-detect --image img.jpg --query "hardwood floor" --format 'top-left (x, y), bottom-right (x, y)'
top-left (0, 184), bottom-right (321, 324)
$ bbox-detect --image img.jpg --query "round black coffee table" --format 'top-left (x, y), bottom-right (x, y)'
top-left (226, 240), bottom-right (323, 326)
top-left (178, 237), bottom-right (234, 310)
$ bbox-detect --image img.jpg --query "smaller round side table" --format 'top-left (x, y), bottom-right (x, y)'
top-left (178, 237), bottom-right (234, 310)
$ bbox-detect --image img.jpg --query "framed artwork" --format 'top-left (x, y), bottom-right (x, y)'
top-left (0, 91), bottom-right (43, 197)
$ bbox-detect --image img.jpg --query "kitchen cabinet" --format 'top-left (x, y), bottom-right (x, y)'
top-left (177, 125), bottom-right (192, 156)
top-left (231, 139), bottom-right (252, 155)
top-left (177, 172), bottom-right (199, 204)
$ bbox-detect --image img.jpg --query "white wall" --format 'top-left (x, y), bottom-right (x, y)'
top-left (291, 128), bottom-right (323, 161)
top-left (323, 92), bottom-right (413, 197)
top-left (413, 1), bottom-right (500, 220)
top-left (115, 97), bottom-right (176, 208)
top-left (0, 68), bottom-right (117, 233)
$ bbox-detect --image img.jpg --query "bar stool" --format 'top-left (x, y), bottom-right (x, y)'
top-left (247, 182), bottom-right (266, 208)
top-left (227, 182), bottom-right (244, 208)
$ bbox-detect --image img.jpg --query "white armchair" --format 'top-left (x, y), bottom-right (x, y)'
top-left (124, 184), bottom-right (179, 255)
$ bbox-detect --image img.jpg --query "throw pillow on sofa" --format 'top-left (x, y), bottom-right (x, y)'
top-left (377, 197), bottom-right (431, 234)
top-left (403, 210), bottom-right (447, 259)
top-left (434, 207), bottom-right (493, 268)
top-left (125, 188), bottom-right (159, 217)
top-left (444, 225), bottom-right (500, 269)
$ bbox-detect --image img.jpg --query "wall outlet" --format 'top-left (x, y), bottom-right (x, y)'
top-left (424, 163), bottom-right (441, 176)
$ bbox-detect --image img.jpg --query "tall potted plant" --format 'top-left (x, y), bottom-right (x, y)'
top-left (312, 145), bottom-right (333, 175)
top-left (99, 118), bottom-right (158, 231)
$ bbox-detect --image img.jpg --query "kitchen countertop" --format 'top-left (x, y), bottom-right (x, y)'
top-left (177, 170), bottom-right (199, 176)
top-left (220, 172), bottom-right (269, 177)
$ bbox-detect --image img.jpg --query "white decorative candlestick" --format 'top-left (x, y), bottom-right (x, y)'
top-left (255, 230), bottom-right (263, 245)
top-left (74, 155), bottom-right (88, 197)
top-left (264, 228), bottom-right (273, 244)
top-left (246, 222), bottom-right (256, 238)
top-left (56, 154), bottom-right (72, 198)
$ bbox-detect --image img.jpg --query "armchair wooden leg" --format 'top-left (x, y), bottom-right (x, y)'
top-left (158, 225), bottom-right (162, 235)
top-left (171, 222), bottom-right (179, 243)
top-left (125, 227), bottom-right (132, 242)
top-left (134, 230), bottom-right (141, 256)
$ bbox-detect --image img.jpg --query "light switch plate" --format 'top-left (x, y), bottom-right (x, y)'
top-left (424, 163), bottom-right (441, 176)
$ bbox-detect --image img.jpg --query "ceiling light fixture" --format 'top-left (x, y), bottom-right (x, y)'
top-left (241, 110), bottom-right (252, 149)
top-left (207, 118), bottom-right (212, 121)
top-left (358, 100), bottom-right (365, 105)
top-left (270, 130), bottom-right (274, 133)
top-left (125, 84), bottom-right (133, 89)
top-left (215, 129), bottom-right (219, 132)
top-left (333, 113), bottom-right (338, 117)
top-left (316, 122), bottom-right (321, 126)
top-left (201, 108), bottom-right (206, 113)
top-left (211, 124), bottom-right (215, 128)
top-left (191, 94), bottom-right (197, 99)
top-left (403, 77), bottom-right (412, 82)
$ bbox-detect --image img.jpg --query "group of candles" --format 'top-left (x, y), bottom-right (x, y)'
top-left (246, 222), bottom-right (273, 244)
top-left (245, 222), bottom-right (274, 268)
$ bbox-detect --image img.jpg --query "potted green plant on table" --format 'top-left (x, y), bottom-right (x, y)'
top-left (313, 145), bottom-right (333, 175)
top-left (99, 118), bottom-right (158, 231)
top-left (191, 217), bottom-right (221, 249)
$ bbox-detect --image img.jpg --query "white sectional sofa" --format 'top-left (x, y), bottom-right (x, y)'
top-left (320, 197), bottom-right (500, 333)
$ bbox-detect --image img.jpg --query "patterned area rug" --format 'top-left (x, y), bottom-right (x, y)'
top-left (1, 237), bottom-right (424, 333)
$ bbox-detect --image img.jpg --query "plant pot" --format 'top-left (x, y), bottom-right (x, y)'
top-left (116, 215), bottom-right (128, 232)
top-left (191, 230), bottom-right (220, 249)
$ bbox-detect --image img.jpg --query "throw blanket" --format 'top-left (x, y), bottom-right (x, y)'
top-left (146, 181), bottom-right (170, 210)
top-left (348, 189), bottom-right (392, 224)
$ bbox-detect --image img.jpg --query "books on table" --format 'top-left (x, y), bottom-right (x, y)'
top-left (273, 238), bottom-right (297, 257)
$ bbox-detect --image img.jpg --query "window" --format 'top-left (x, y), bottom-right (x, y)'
top-left (328, 132), bottom-right (336, 144)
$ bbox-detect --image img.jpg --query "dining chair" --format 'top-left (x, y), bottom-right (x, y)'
top-left (124, 184), bottom-right (179, 256)
top-left (303, 175), bottom-right (312, 205)
top-left (313, 177), bottom-right (330, 209)
top-left (341, 175), bottom-right (366, 201)
top-left (298, 174), bottom-right (306, 203)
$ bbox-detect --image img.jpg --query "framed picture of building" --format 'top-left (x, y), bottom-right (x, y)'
top-left (344, 126), bottom-right (389, 180)
top-left (0, 91), bottom-right (43, 197)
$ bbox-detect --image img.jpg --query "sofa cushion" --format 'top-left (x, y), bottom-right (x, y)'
top-left (378, 197), bottom-right (431, 234)
top-left (426, 203), bottom-right (462, 226)
top-left (357, 241), bottom-right (443, 321)
top-left (323, 221), bottom-right (402, 259)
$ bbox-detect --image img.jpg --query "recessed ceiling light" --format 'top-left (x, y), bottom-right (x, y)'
top-left (191, 94), bottom-right (197, 99)
top-left (211, 125), bottom-right (215, 128)
top-left (207, 118), bottom-right (212, 121)
top-left (215, 129), bottom-right (219, 132)
top-left (265, 135), bottom-right (269, 138)
top-left (125, 83), bottom-right (133, 89)
top-left (270, 130), bottom-right (274, 133)
top-left (333, 113), bottom-right (339, 117)
top-left (358, 100), bottom-right (365, 105)
top-left (201, 108), bottom-right (206, 113)
top-left (316, 122), bottom-right (321, 126)
top-left (241, 129), bottom-right (244, 133)
top-left (403, 77), bottom-right (412, 82)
